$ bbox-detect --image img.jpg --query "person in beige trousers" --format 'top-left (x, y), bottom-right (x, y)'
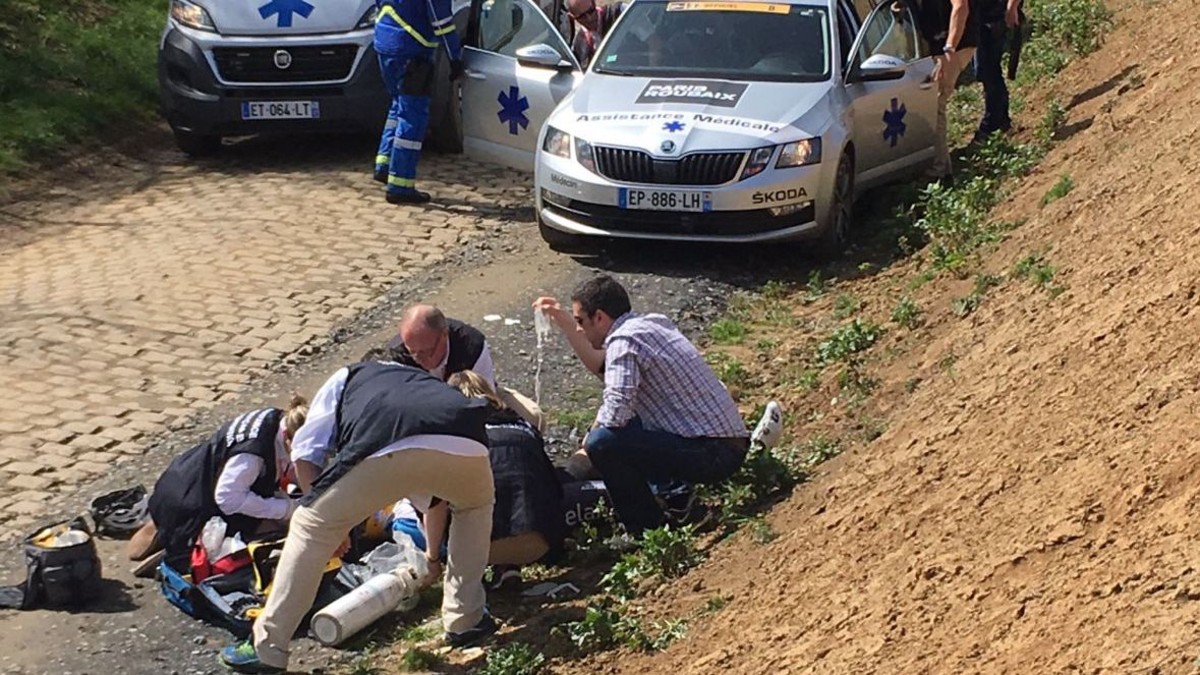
top-left (220, 359), bottom-right (497, 674)
top-left (911, 0), bottom-right (980, 179)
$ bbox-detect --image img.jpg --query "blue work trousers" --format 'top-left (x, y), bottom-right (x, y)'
top-left (375, 52), bottom-right (433, 195)
top-left (975, 21), bottom-right (1012, 136)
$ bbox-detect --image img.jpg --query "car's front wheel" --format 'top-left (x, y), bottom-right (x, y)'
top-left (817, 150), bottom-right (854, 257)
top-left (538, 216), bottom-right (591, 254)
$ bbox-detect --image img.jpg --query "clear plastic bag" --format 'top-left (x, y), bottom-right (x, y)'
top-left (362, 538), bottom-right (428, 581)
top-left (201, 516), bottom-right (227, 561)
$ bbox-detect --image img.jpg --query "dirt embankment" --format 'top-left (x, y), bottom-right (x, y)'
top-left (585, 0), bottom-right (1200, 672)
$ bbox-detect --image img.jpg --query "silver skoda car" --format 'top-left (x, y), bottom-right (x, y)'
top-left (527, 0), bottom-right (940, 251)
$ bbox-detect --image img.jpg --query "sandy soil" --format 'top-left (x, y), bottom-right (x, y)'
top-left (575, 0), bottom-right (1200, 673)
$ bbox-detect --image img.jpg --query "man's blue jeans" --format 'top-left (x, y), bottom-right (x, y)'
top-left (975, 20), bottom-right (1011, 136)
top-left (584, 419), bottom-right (747, 536)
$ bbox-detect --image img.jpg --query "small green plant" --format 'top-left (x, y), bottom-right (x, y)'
top-left (837, 363), bottom-right (879, 398)
top-left (801, 436), bottom-right (843, 467)
top-left (479, 642), bottom-right (546, 675)
top-left (348, 653), bottom-right (381, 675)
top-left (709, 318), bottom-right (747, 345)
top-left (706, 352), bottom-right (751, 389)
top-left (1037, 99), bottom-right (1068, 146)
top-left (746, 516), bottom-right (779, 544)
top-left (904, 377), bottom-right (922, 393)
top-left (649, 619), bottom-right (689, 651)
top-left (562, 604), bottom-right (651, 653)
top-left (816, 320), bottom-right (884, 365)
top-left (796, 368), bottom-right (821, 392)
top-left (399, 646), bottom-right (443, 672)
top-left (555, 409), bottom-right (595, 432)
top-left (951, 274), bottom-right (1002, 318)
top-left (1013, 253), bottom-right (1066, 296)
top-left (704, 595), bottom-right (729, 613)
top-left (803, 270), bottom-right (828, 302)
top-left (832, 293), bottom-right (861, 319)
top-left (1041, 174), bottom-right (1074, 205)
top-left (755, 337), bottom-right (779, 352)
top-left (891, 297), bottom-right (922, 329)
top-left (761, 279), bottom-right (790, 300)
top-left (396, 620), bottom-right (440, 644)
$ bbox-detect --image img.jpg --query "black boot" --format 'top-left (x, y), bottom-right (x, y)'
top-left (372, 167), bottom-right (387, 184)
top-left (386, 190), bottom-right (431, 205)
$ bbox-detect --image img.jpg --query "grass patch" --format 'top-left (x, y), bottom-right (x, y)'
top-left (1041, 174), bottom-right (1075, 205)
top-left (1013, 252), bottom-right (1067, 296)
top-left (816, 320), bottom-right (884, 365)
top-left (709, 318), bottom-right (748, 345)
top-left (554, 409), bottom-right (595, 432)
top-left (0, 0), bottom-right (162, 172)
top-left (399, 646), bottom-right (443, 672)
top-left (479, 643), bottom-right (546, 675)
top-left (891, 297), bottom-right (923, 330)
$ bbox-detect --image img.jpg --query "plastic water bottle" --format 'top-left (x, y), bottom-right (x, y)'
top-left (309, 566), bottom-right (421, 646)
top-left (533, 307), bottom-right (552, 404)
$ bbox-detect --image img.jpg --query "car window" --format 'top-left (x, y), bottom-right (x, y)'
top-left (853, 1), bottom-right (920, 64)
top-left (478, 0), bottom-right (572, 61)
top-left (592, 1), bottom-right (831, 83)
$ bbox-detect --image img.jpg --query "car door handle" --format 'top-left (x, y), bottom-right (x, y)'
top-left (465, 69), bottom-right (487, 80)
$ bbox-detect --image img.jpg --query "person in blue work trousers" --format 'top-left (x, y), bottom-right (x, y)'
top-left (372, 0), bottom-right (465, 204)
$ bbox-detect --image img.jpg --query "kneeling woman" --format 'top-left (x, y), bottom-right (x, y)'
top-left (128, 396), bottom-right (309, 568)
top-left (410, 371), bottom-right (564, 575)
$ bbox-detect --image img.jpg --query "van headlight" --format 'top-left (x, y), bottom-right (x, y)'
top-left (575, 138), bottom-right (597, 174)
top-left (542, 126), bottom-right (572, 158)
top-left (776, 138), bottom-right (822, 168)
top-left (170, 0), bottom-right (217, 32)
top-left (355, 6), bottom-right (377, 28)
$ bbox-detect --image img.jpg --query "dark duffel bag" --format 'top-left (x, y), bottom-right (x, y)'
top-left (0, 517), bottom-right (103, 610)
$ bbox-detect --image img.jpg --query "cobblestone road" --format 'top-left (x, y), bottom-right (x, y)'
top-left (0, 140), bottom-right (531, 538)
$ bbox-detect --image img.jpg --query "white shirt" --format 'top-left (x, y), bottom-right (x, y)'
top-left (213, 424), bottom-right (295, 521)
top-left (291, 366), bottom-right (489, 469)
top-left (430, 341), bottom-right (497, 389)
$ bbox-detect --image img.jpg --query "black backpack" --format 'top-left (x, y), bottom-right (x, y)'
top-left (0, 518), bottom-right (103, 610)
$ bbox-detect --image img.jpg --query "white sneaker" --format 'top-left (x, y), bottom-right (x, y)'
top-left (751, 401), bottom-right (784, 450)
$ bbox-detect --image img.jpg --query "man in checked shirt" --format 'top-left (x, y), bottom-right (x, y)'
top-left (534, 275), bottom-right (749, 536)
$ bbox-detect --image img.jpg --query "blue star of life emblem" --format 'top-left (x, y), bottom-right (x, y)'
top-left (497, 86), bottom-right (530, 136)
top-left (258, 0), bottom-right (315, 27)
top-left (663, 121), bottom-right (685, 133)
top-left (882, 97), bottom-right (907, 148)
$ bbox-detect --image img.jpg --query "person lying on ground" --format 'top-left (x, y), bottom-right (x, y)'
top-left (388, 303), bottom-right (546, 431)
top-left (220, 358), bottom-right (497, 674)
top-left (534, 275), bottom-right (749, 537)
top-left (127, 397), bottom-right (309, 569)
top-left (400, 370), bottom-right (565, 589)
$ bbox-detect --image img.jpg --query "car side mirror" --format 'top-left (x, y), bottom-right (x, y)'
top-left (516, 43), bottom-right (573, 70)
top-left (853, 63), bottom-right (907, 82)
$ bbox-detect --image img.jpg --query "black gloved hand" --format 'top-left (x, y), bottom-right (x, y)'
top-left (449, 59), bottom-right (465, 81)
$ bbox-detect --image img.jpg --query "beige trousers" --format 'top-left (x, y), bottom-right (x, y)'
top-left (931, 47), bottom-right (978, 177)
top-left (251, 449), bottom-right (494, 669)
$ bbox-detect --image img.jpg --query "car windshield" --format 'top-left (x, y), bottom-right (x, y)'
top-left (592, 1), bottom-right (831, 82)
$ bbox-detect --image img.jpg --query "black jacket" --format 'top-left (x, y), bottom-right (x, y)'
top-left (913, 0), bottom-right (981, 55)
top-left (148, 408), bottom-right (282, 567)
top-left (387, 318), bottom-right (487, 381)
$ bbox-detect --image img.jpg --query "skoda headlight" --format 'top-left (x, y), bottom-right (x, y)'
top-left (574, 137), bottom-right (596, 174)
top-left (740, 146), bottom-right (775, 180)
top-left (355, 6), bottom-right (377, 28)
top-left (542, 126), bottom-right (572, 159)
top-left (170, 0), bottom-right (217, 32)
top-left (777, 138), bottom-right (823, 168)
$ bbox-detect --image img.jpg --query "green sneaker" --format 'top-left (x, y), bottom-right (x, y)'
top-left (218, 641), bottom-right (284, 674)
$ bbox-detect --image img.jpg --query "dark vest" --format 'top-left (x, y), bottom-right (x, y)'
top-left (914, 0), bottom-right (981, 53)
top-left (386, 318), bottom-right (487, 380)
top-left (148, 408), bottom-right (282, 566)
top-left (301, 361), bottom-right (490, 505)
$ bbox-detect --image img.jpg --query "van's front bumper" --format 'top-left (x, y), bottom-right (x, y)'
top-left (157, 25), bottom-right (390, 137)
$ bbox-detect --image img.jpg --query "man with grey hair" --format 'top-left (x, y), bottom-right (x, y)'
top-left (388, 304), bottom-right (497, 387)
top-left (388, 304), bottom-right (544, 432)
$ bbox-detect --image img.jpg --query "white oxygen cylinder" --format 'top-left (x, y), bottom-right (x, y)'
top-left (310, 566), bottom-right (420, 646)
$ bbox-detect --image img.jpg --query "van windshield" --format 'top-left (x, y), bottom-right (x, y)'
top-left (593, 1), bottom-right (831, 82)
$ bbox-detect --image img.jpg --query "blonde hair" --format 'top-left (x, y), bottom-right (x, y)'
top-left (283, 393), bottom-right (309, 436)
top-left (447, 370), bottom-right (505, 410)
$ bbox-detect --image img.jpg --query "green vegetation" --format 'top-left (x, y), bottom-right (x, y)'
top-left (891, 297), bottom-right (922, 330)
top-left (951, 273), bottom-right (1002, 318)
top-left (399, 646), bottom-right (443, 672)
top-left (479, 643), bottom-right (546, 675)
top-left (1042, 175), bottom-right (1075, 205)
top-left (709, 318), bottom-right (748, 345)
top-left (816, 320), bottom-right (884, 365)
top-left (0, 0), bottom-right (162, 172)
top-left (1013, 252), bottom-right (1066, 296)
top-left (832, 293), bottom-right (861, 319)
